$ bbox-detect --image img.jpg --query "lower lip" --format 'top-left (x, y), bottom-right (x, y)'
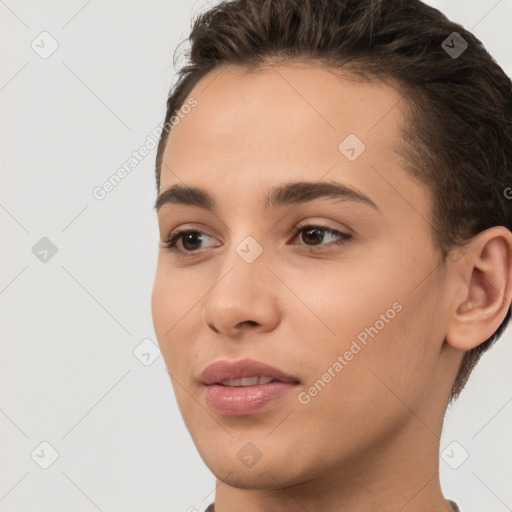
top-left (203, 381), bottom-right (299, 416)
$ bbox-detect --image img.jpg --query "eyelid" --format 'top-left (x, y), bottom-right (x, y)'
top-left (293, 218), bottom-right (351, 236)
top-left (162, 222), bottom-right (218, 242)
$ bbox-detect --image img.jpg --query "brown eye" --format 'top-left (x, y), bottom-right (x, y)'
top-left (292, 224), bottom-right (352, 249)
top-left (181, 232), bottom-right (204, 251)
top-left (164, 229), bottom-right (219, 254)
top-left (300, 226), bottom-right (326, 245)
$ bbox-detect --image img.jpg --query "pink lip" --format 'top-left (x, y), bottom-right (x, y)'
top-left (200, 358), bottom-right (300, 385)
top-left (200, 358), bottom-right (300, 416)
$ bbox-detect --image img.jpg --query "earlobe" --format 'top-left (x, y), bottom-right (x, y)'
top-left (445, 226), bottom-right (512, 351)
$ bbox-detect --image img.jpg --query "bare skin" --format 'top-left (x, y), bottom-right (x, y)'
top-left (151, 61), bottom-right (512, 512)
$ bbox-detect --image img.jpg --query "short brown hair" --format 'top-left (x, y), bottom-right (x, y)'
top-left (155, 0), bottom-right (512, 403)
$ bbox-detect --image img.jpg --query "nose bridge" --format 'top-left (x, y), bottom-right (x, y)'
top-left (209, 232), bottom-right (269, 302)
top-left (201, 231), bottom-right (280, 333)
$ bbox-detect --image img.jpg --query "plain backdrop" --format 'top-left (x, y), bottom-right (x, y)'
top-left (1, 1), bottom-right (511, 511)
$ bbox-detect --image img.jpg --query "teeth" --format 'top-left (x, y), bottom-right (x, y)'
top-left (219, 376), bottom-right (275, 387)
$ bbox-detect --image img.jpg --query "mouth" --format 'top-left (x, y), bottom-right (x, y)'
top-left (200, 358), bottom-right (300, 416)
top-left (200, 357), bottom-right (300, 385)
top-left (215, 376), bottom-right (283, 387)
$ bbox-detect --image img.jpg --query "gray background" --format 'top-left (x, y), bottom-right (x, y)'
top-left (1, 1), bottom-right (511, 511)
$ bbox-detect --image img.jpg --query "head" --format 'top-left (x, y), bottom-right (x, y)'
top-left (151, 0), bottom-right (512, 492)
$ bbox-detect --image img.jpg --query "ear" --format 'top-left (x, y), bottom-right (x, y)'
top-left (445, 226), bottom-right (512, 351)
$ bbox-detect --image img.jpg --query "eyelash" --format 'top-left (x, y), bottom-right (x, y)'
top-left (162, 222), bottom-right (352, 257)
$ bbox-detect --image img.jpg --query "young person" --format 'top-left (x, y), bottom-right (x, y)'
top-left (151, 1), bottom-right (512, 510)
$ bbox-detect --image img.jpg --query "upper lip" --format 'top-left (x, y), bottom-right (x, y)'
top-left (200, 358), bottom-right (300, 385)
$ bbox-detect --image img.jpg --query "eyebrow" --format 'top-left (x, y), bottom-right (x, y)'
top-left (154, 181), bottom-right (381, 214)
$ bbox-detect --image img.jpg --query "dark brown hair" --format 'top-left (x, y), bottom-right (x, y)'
top-left (155, 0), bottom-right (512, 403)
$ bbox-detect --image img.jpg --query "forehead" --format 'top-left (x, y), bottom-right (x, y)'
top-left (161, 62), bottom-right (428, 221)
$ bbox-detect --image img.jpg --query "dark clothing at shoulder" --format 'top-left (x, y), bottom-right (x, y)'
top-left (204, 499), bottom-right (462, 511)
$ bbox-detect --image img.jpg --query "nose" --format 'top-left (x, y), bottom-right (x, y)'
top-left (201, 243), bottom-right (281, 337)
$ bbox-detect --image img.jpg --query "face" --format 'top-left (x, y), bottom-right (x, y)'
top-left (151, 62), bottom-right (458, 489)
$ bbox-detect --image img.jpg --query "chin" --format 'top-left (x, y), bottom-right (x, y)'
top-left (208, 463), bottom-right (301, 490)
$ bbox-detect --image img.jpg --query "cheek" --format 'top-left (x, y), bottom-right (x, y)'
top-left (151, 269), bottom-right (175, 340)
top-left (291, 302), bottom-right (432, 459)
top-left (287, 258), bottom-right (434, 400)
top-left (151, 265), bottom-right (194, 365)
top-left (151, 261), bottom-right (201, 333)
top-left (283, 258), bottom-right (396, 342)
